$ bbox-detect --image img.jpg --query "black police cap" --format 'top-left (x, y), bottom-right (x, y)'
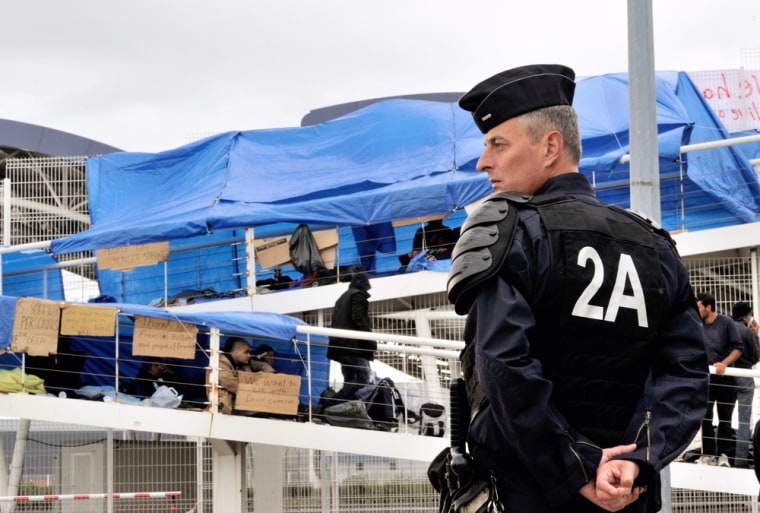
top-left (459, 64), bottom-right (576, 133)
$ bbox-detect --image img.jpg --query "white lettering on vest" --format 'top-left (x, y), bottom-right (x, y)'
top-left (571, 246), bottom-right (605, 320)
top-left (571, 246), bottom-right (649, 328)
top-left (604, 253), bottom-right (648, 327)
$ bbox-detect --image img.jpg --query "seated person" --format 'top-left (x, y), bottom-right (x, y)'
top-left (122, 358), bottom-right (173, 399)
top-left (25, 336), bottom-right (86, 397)
top-left (250, 344), bottom-right (277, 373)
top-left (255, 267), bottom-right (293, 291)
top-left (211, 337), bottom-right (253, 414)
top-left (399, 218), bottom-right (458, 267)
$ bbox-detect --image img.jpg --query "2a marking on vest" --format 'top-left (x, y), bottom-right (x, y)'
top-left (571, 246), bottom-right (649, 328)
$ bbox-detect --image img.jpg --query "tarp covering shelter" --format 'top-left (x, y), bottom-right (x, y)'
top-left (576, 71), bottom-right (760, 230)
top-left (0, 296), bottom-right (329, 406)
top-left (0, 250), bottom-right (65, 300)
top-left (50, 71), bottom-right (760, 260)
top-left (43, 71), bottom-right (760, 306)
top-left (52, 99), bottom-right (487, 255)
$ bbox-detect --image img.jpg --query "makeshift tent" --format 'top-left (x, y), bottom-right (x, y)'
top-left (0, 250), bottom-right (65, 300)
top-left (575, 71), bottom-right (760, 231)
top-left (51, 71), bottom-right (759, 258)
top-left (45, 71), bottom-right (760, 304)
top-left (52, 99), bottom-right (487, 255)
top-left (0, 296), bottom-right (329, 406)
top-left (95, 229), bottom-right (248, 306)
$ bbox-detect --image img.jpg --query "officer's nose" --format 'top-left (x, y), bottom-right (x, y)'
top-left (476, 153), bottom-right (491, 173)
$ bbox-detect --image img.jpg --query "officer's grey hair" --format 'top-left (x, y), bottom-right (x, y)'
top-left (518, 105), bottom-right (582, 164)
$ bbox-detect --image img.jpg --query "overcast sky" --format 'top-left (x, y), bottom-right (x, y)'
top-left (1, 0), bottom-right (758, 153)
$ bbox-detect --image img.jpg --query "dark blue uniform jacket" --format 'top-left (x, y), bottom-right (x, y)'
top-left (458, 173), bottom-right (708, 512)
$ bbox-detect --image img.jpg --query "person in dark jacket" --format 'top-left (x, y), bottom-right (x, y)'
top-left (697, 292), bottom-right (743, 467)
top-left (327, 265), bottom-right (375, 402)
top-left (123, 358), bottom-right (173, 399)
top-left (731, 301), bottom-right (760, 468)
top-left (411, 218), bottom-right (458, 259)
top-left (439, 64), bottom-right (709, 513)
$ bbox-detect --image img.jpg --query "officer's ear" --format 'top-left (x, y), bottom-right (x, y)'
top-left (543, 130), bottom-right (563, 164)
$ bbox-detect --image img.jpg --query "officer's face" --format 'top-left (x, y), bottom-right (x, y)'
top-left (476, 117), bottom-right (551, 194)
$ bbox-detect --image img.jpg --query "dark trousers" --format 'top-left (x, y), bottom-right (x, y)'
top-left (333, 355), bottom-right (372, 402)
top-left (702, 374), bottom-right (737, 457)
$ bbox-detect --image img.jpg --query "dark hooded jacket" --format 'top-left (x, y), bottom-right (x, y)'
top-left (327, 271), bottom-right (375, 361)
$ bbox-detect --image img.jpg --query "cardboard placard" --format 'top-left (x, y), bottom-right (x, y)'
top-left (132, 315), bottom-right (197, 359)
top-left (254, 229), bottom-right (338, 269)
top-left (254, 236), bottom-right (290, 268)
top-left (10, 298), bottom-right (60, 356)
top-left (235, 372), bottom-right (301, 415)
top-left (60, 304), bottom-right (117, 337)
top-left (97, 241), bottom-right (170, 271)
top-left (313, 230), bottom-right (338, 269)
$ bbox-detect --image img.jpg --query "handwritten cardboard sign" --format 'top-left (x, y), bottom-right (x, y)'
top-left (60, 304), bottom-right (117, 337)
top-left (690, 68), bottom-right (760, 133)
top-left (132, 315), bottom-right (197, 359)
top-left (10, 298), bottom-right (61, 356)
top-left (97, 241), bottom-right (170, 272)
top-left (235, 372), bottom-right (301, 415)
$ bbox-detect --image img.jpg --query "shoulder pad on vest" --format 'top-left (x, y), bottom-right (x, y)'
top-left (447, 193), bottom-right (525, 314)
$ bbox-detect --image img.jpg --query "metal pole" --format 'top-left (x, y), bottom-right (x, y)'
top-left (107, 429), bottom-right (114, 513)
top-left (1, 177), bottom-right (11, 295)
top-left (627, 0), bottom-right (661, 224)
top-left (196, 439), bottom-right (205, 513)
top-left (245, 227), bottom-right (257, 297)
top-left (628, 2), bottom-right (669, 511)
top-left (6, 419), bottom-right (30, 513)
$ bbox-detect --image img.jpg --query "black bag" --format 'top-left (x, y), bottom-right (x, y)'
top-left (365, 378), bottom-right (401, 422)
top-left (428, 448), bottom-right (504, 513)
top-left (289, 224), bottom-right (327, 276)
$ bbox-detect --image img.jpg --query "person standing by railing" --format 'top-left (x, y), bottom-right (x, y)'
top-left (215, 337), bottom-right (253, 414)
top-left (697, 292), bottom-right (743, 467)
top-left (327, 265), bottom-right (375, 404)
top-left (731, 301), bottom-right (760, 468)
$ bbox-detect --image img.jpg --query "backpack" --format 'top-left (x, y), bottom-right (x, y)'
top-left (419, 402), bottom-right (446, 437)
top-left (362, 377), bottom-right (407, 431)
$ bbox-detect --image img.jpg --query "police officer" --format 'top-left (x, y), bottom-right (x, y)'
top-left (446, 65), bottom-right (709, 512)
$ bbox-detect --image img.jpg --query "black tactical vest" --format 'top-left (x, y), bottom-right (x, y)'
top-left (455, 193), bottom-right (667, 447)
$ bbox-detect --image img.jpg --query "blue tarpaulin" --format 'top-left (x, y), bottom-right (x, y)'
top-left (0, 296), bottom-right (329, 405)
top-left (50, 71), bottom-right (760, 259)
top-left (575, 71), bottom-right (760, 230)
top-left (43, 71), bottom-right (760, 307)
top-left (52, 99), bottom-right (487, 255)
top-left (1, 250), bottom-right (65, 299)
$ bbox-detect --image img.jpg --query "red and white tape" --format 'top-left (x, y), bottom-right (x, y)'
top-left (0, 491), bottom-right (182, 502)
